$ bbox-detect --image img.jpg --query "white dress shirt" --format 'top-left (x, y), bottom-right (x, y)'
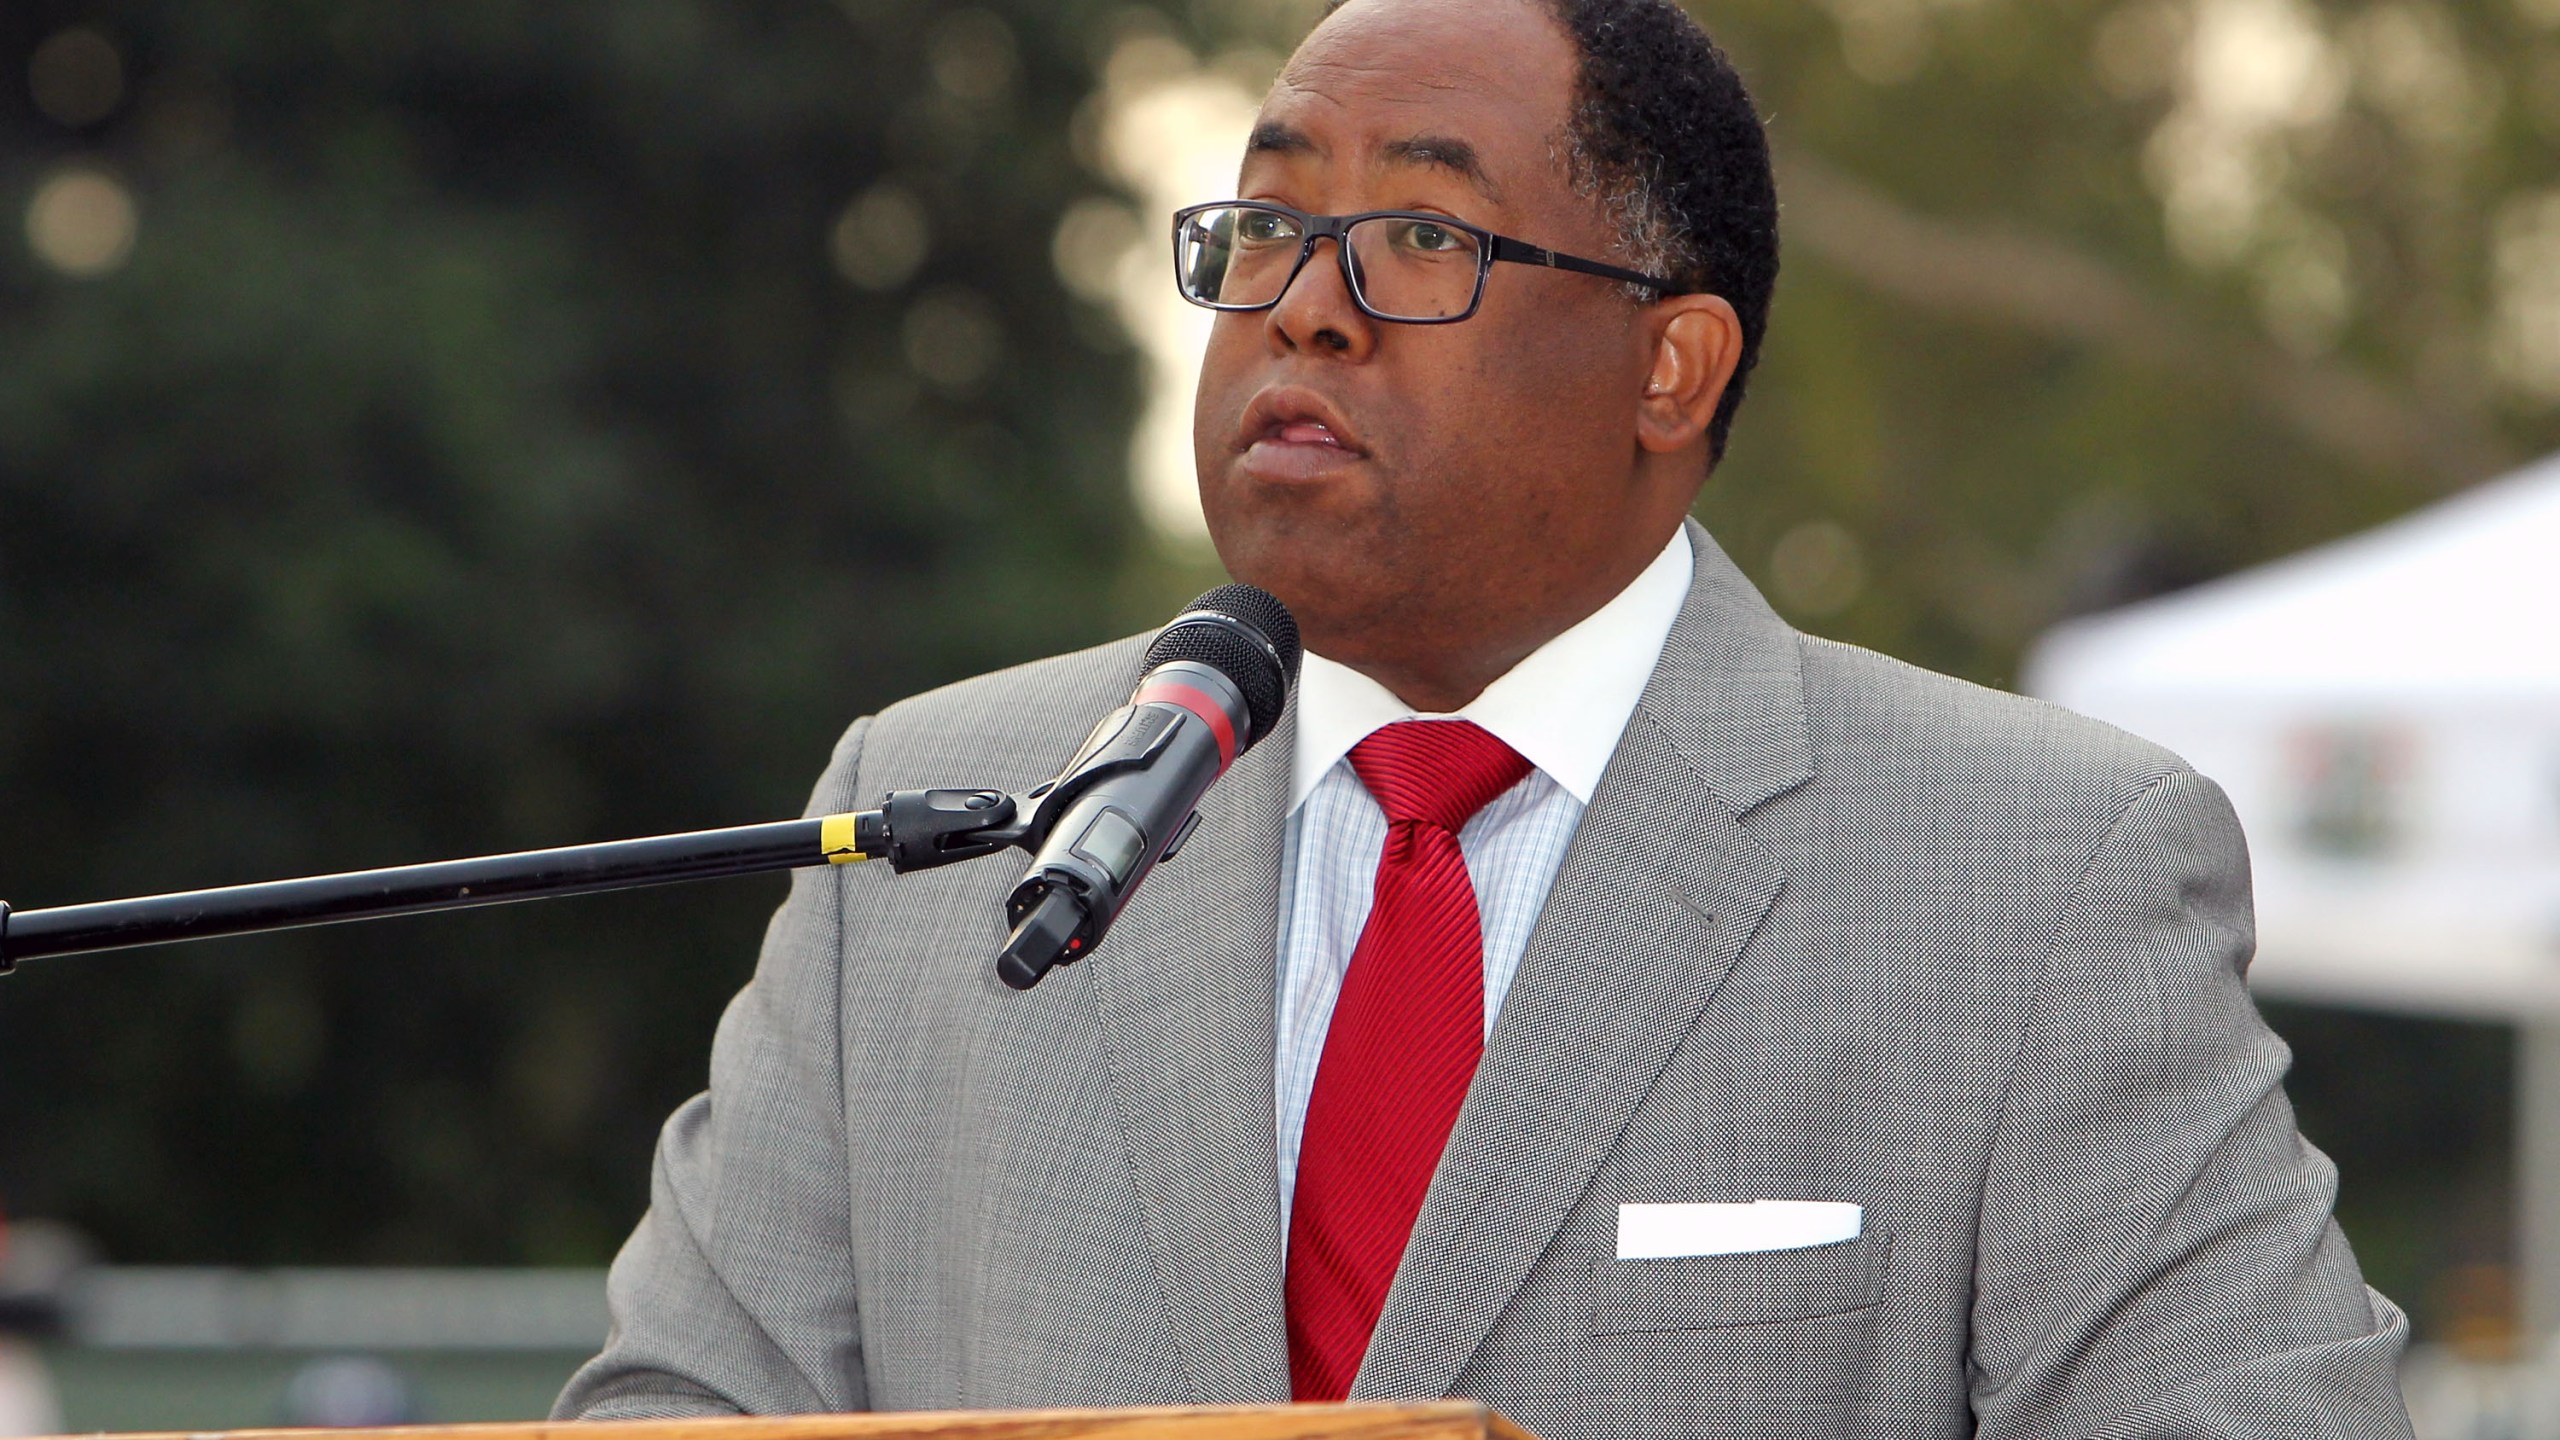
top-left (1275, 528), bottom-right (1694, 1233)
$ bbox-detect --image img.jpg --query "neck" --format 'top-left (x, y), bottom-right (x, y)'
top-left (1317, 522), bottom-right (1687, 714)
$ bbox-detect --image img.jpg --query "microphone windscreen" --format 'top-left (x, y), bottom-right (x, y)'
top-left (1145, 584), bottom-right (1300, 747)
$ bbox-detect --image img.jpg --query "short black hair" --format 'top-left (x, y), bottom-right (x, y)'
top-left (1318, 0), bottom-right (1780, 465)
top-left (1548, 0), bottom-right (1776, 466)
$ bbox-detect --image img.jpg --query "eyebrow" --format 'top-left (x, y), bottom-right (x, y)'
top-left (1381, 135), bottom-right (1502, 202)
top-left (1247, 121), bottom-right (1317, 158)
top-left (1245, 122), bottom-right (1505, 204)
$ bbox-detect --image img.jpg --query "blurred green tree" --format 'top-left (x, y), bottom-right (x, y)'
top-left (0, 0), bottom-right (1159, 1263)
top-left (1679, 0), bottom-right (2560, 682)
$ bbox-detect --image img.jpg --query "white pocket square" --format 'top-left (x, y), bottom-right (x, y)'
top-left (1616, 1201), bottom-right (1863, 1259)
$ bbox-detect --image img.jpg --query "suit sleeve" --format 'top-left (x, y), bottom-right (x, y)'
top-left (1967, 767), bottom-right (2414, 1439)
top-left (553, 717), bottom-right (875, 1419)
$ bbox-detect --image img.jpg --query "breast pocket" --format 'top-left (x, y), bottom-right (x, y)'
top-left (1585, 1230), bottom-right (1890, 1335)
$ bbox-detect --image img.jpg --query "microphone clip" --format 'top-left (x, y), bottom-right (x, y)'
top-left (870, 705), bottom-right (1177, 877)
top-left (874, 789), bottom-right (1026, 872)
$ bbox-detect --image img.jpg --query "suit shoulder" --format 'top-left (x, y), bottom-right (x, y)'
top-left (1791, 631), bottom-right (2198, 813)
top-left (876, 633), bottom-right (1151, 733)
top-left (848, 632), bottom-right (1154, 791)
top-left (1777, 635), bottom-right (2248, 997)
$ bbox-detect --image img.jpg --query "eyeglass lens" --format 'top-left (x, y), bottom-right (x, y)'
top-left (1177, 206), bottom-right (1484, 320)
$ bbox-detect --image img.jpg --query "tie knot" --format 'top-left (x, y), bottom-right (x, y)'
top-left (1347, 720), bottom-right (1532, 833)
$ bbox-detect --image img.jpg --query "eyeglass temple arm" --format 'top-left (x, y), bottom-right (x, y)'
top-left (1487, 235), bottom-right (1680, 294)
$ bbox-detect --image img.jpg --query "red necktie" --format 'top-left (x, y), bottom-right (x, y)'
top-left (1286, 719), bottom-right (1531, 1401)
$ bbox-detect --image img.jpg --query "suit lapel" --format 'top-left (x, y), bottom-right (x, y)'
top-left (1084, 714), bottom-right (1295, 1402)
top-left (1351, 521), bottom-right (1815, 1400)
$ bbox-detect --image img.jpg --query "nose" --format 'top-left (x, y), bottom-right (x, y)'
top-left (1264, 235), bottom-right (1377, 360)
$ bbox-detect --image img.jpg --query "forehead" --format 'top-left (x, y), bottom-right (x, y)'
top-left (1249, 0), bottom-right (1579, 203)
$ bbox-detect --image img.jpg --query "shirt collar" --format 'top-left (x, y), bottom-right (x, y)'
top-left (1289, 527), bottom-right (1694, 811)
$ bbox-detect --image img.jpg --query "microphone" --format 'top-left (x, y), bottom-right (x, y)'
top-left (994, 583), bottom-right (1300, 990)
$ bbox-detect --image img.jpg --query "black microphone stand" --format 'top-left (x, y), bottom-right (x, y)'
top-left (0, 788), bottom-right (1027, 973)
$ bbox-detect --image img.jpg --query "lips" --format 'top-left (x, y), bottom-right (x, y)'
top-left (1235, 386), bottom-right (1370, 458)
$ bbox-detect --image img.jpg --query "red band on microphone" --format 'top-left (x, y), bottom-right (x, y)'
top-left (1134, 680), bottom-right (1239, 770)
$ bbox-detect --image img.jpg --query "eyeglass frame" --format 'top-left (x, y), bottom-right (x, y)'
top-left (1170, 199), bottom-right (1687, 325)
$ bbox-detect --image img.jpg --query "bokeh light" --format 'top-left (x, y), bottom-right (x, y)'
top-left (2493, 190), bottom-right (2560, 400)
top-left (902, 287), bottom-right (1002, 392)
top-left (1769, 520), bottom-right (1871, 618)
top-left (1051, 197), bottom-right (1141, 307)
top-left (927, 9), bottom-right (1020, 104)
top-left (830, 182), bottom-right (930, 291)
top-left (27, 27), bottom-right (124, 129)
top-left (25, 166), bottom-right (138, 277)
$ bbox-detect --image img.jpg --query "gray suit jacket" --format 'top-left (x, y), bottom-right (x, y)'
top-left (558, 523), bottom-right (2412, 1437)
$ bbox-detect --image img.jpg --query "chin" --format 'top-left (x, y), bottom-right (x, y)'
top-left (1210, 534), bottom-right (1375, 647)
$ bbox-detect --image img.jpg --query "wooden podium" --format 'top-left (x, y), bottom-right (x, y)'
top-left (88, 1401), bottom-right (1541, 1440)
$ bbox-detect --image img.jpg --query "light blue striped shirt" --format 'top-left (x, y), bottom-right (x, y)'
top-left (1275, 530), bottom-right (1695, 1237)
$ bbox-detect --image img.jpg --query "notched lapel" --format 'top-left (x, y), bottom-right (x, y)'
top-left (1351, 521), bottom-right (1811, 1401)
top-left (1083, 721), bottom-right (1295, 1402)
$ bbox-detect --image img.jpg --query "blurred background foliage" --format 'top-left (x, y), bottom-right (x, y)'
top-left (1, 0), bottom-right (2554, 1345)
top-left (0, 0), bottom-right (1158, 1266)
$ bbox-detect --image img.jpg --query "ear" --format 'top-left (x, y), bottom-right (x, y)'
top-left (1633, 293), bottom-right (1743, 457)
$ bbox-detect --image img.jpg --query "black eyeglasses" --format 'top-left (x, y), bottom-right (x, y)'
top-left (1171, 200), bottom-right (1684, 324)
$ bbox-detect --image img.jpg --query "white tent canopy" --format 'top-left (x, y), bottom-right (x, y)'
top-left (2025, 451), bottom-right (2560, 1335)
top-left (2025, 454), bottom-right (2560, 1023)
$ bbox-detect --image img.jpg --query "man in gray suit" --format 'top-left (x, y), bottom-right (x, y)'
top-left (559, 0), bottom-right (2414, 1433)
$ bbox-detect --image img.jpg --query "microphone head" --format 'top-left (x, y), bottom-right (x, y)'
top-left (1145, 583), bottom-right (1300, 748)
